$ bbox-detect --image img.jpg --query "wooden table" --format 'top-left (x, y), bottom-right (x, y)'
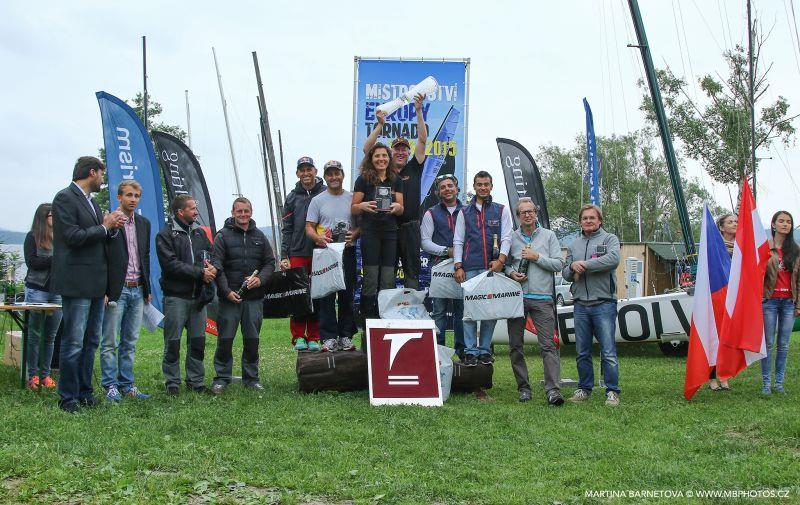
top-left (0, 303), bottom-right (62, 389)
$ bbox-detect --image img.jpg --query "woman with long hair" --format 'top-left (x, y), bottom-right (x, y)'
top-left (351, 143), bottom-right (404, 327)
top-left (708, 213), bottom-right (738, 391)
top-left (23, 203), bottom-right (62, 390)
top-left (761, 210), bottom-right (800, 394)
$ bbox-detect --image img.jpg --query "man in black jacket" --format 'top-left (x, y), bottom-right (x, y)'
top-left (210, 197), bottom-right (275, 394)
top-left (280, 156), bottom-right (325, 351)
top-left (51, 156), bottom-right (125, 413)
top-left (156, 194), bottom-right (217, 395)
top-left (101, 180), bottom-right (152, 402)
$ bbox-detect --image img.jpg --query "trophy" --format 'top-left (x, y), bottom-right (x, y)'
top-left (376, 76), bottom-right (438, 116)
top-left (375, 186), bottom-right (392, 211)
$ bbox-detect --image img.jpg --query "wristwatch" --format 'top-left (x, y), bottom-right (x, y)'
top-left (454, 263), bottom-right (463, 271)
top-left (441, 246), bottom-right (449, 257)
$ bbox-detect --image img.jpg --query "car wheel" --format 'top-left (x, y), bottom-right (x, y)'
top-left (659, 341), bottom-right (689, 357)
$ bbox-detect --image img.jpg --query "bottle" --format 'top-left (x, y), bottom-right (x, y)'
top-left (237, 270), bottom-right (259, 297)
top-left (518, 246), bottom-right (530, 275)
top-left (491, 234), bottom-right (500, 261)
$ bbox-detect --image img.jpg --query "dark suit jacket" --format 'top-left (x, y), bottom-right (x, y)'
top-left (51, 182), bottom-right (111, 298)
top-left (107, 214), bottom-right (152, 302)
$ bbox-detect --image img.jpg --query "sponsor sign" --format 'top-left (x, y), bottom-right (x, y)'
top-left (366, 319), bottom-right (442, 406)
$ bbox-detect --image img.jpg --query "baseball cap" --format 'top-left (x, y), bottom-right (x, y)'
top-left (391, 138), bottom-right (410, 149)
top-left (323, 160), bottom-right (343, 174)
top-left (296, 156), bottom-right (315, 169)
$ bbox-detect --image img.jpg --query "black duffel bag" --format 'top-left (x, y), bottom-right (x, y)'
top-left (296, 351), bottom-right (368, 393)
top-left (451, 362), bottom-right (493, 393)
top-left (262, 267), bottom-right (313, 319)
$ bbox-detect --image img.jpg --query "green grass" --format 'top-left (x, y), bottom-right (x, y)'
top-left (0, 319), bottom-right (798, 504)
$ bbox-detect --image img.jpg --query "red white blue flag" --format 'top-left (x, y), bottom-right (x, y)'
top-left (684, 204), bottom-right (731, 400)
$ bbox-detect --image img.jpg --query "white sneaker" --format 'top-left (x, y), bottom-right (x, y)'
top-left (321, 339), bottom-right (338, 352)
top-left (569, 389), bottom-right (591, 403)
top-left (605, 391), bottom-right (620, 407)
top-left (338, 337), bottom-right (355, 351)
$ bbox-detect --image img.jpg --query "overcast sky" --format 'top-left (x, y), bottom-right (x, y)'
top-left (2, 0), bottom-right (799, 233)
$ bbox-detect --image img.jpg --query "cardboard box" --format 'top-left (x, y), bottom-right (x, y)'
top-left (2, 330), bottom-right (22, 367)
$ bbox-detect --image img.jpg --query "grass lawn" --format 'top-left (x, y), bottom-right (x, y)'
top-left (0, 318), bottom-right (798, 504)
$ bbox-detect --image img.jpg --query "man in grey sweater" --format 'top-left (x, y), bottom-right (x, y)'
top-left (562, 204), bottom-right (621, 406)
top-left (505, 199), bottom-right (565, 405)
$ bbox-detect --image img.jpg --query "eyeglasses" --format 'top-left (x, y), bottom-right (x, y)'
top-left (519, 210), bottom-right (536, 216)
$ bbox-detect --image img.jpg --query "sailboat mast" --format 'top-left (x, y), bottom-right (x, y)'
top-left (627, 0), bottom-right (696, 259)
top-left (747, 0), bottom-right (757, 200)
top-left (278, 129), bottom-right (287, 200)
top-left (142, 36), bottom-right (148, 130)
top-left (212, 46), bottom-right (242, 196)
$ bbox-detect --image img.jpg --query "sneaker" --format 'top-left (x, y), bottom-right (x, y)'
top-left (774, 384), bottom-right (785, 393)
top-left (605, 391), bottom-right (620, 407)
top-left (166, 385), bottom-right (180, 396)
top-left (105, 386), bottom-right (123, 402)
top-left (26, 376), bottom-right (40, 391)
top-left (762, 385), bottom-right (772, 395)
top-left (570, 389), bottom-right (591, 403)
top-left (294, 338), bottom-right (308, 351)
top-left (307, 340), bottom-right (321, 351)
top-left (79, 396), bottom-right (100, 408)
top-left (518, 389), bottom-right (532, 402)
top-left (41, 376), bottom-right (57, 389)
top-left (211, 383), bottom-right (226, 395)
top-left (246, 382), bottom-right (264, 391)
top-left (464, 355), bottom-right (478, 367)
top-left (125, 386), bottom-right (151, 399)
top-left (338, 337), bottom-right (355, 351)
top-left (187, 384), bottom-right (208, 394)
top-left (478, 354), bottom-right (494, 365)
top-left (548, 390), bottom-right (565, 407)
top-left (321, 339), bottom-right (338, 353)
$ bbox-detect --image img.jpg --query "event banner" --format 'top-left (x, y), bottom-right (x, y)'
top-left (96, 91), bottom-right (167, 313)
top-left (152, 131), bottom-right (217, 236)
top-left (583, 98), bottom-right (601, 206)
top-left (496, 138), bottom-right (550, 229)
top-left (352, 58), bottom-right (469, 215)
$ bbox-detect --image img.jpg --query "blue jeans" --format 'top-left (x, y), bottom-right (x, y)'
top-left (24, 287), bottom-right (62, 379)
top-left (574, 301), bottom-right (620, 394)
top-left (432, 297), bottom-right (464, 357)
top-left (761, 297), bottom-right (794, 386)
top-left (58, 296), bottom-right (105, 407)
top-left (463, 269), bottom-right (496, 357)
top-left (101, 286), bottom-right (144, 391)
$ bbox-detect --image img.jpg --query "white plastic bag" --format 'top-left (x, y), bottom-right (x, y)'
top-left (429, 258), bottom-right (462, 299)
top-left (378, 288), bottom-right (430, 320)
top-left (462, 271), bottom-right (524, 321)
top-left (437, 345), bottom-right (455, 402)
top-left (310, 242), bottom-right (346, 299)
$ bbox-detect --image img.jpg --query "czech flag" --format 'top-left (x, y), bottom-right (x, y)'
top-left (684, 204), bottom-right (731, 400)
top-left (716, 179), bottom-right (769, 380)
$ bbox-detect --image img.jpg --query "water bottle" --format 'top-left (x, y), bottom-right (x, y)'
top-left (376, 76), bottom-right (439, 116)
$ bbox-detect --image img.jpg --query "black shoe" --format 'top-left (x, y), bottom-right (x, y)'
top-left (79, 396), bottom-right (100, 408)
top-left (166, 385), bottom-right (180, 396)
top-left (464, 355), bottom-right (478, 367)
top-left (59, 401), bottom-right (80, 414)
top-left (245, 382), bottom-right (265, 391)
top-left (519, 390), bottom-right (532, 402)
top-left (187, 384), bottom-right (207, 394)
top-left (478, 354), bottom-right (494, 366)
top-left (548, 391), bottom-right (565, 407)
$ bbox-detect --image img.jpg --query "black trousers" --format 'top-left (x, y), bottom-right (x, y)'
top-left (397, 221), bottom-right (421, 289)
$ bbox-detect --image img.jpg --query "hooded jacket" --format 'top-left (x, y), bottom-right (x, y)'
top-left (561, 227), bottom-right (620, 303)
top-left (212, 217), bottom-right (276, 300)
top-left (281, 177), bottom-right (325, 259)
top-left (156, 218), bottom-right (214, 300)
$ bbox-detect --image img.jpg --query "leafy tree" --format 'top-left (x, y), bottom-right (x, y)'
top-left (95, 93), bottom-right (186, 211)
top-left (538, 131), bottom-right (723, 244)
top-left (639, 24), bottom-right (797, 186)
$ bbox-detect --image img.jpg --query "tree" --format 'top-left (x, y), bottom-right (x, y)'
top-left (639, 24), bottom-right (797, 185)
top-left (538, 131), bottom-right (723, 244)
top-left (95, 93), bottom-right (186, 211)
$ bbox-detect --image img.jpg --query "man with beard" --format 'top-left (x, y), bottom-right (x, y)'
top-left (210, 197), bottom-right (275, 394)
top-left (280, 157), bottom-right (326, 351)
top-left (363, 94), bottom-right (427, 289)
top-left (420, 174), bottom-right (464, 359)
top-left (156, 194), bottom-right (217, 395)
top-left (305, 160), bottom-right (360, 352)
top-left (51, 156), bottom-right (126, 412)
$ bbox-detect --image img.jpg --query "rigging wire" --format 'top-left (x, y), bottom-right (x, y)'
top-left (691, 0), bottom-right (725, 53)
top-left (784, 0), bottom-right (800, 75)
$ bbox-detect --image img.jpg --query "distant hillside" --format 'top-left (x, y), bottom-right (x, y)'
top-left (0, 229), bottom-right (27, 244)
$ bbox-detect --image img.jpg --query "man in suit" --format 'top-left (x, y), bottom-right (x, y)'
top-left (100, 180), bottom-right (152, 402)
top-left (51, 156), bottom-right (125, 413)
